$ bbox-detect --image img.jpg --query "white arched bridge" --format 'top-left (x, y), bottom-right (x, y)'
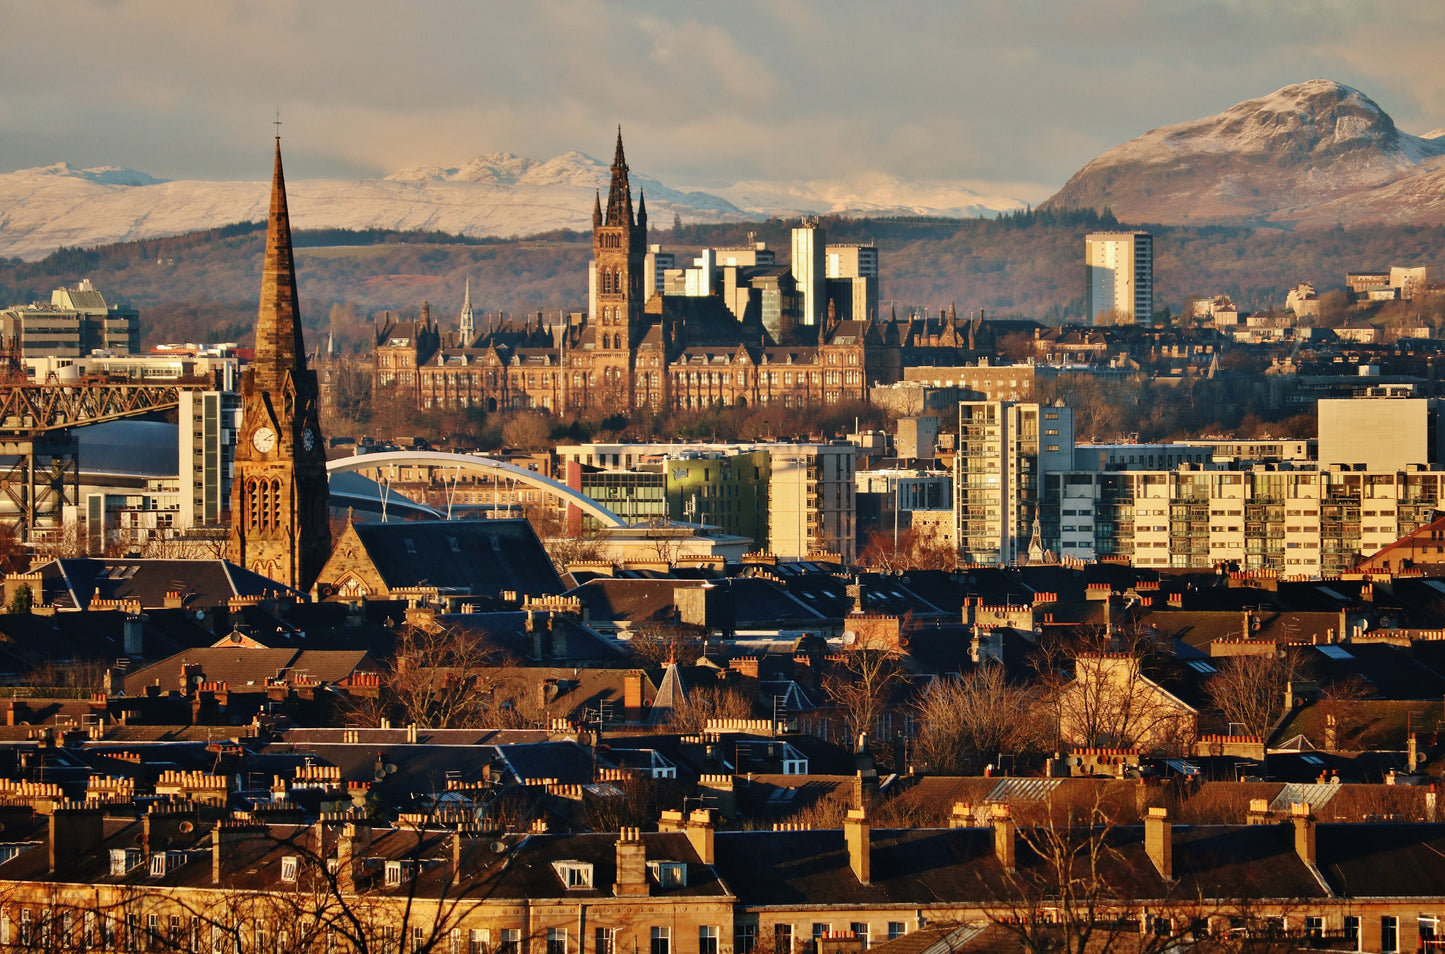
top-left (326, 450), bottom-right (625, 527)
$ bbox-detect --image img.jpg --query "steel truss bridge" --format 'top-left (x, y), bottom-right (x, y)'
top-left (0, 380), bottom-right (199, 539)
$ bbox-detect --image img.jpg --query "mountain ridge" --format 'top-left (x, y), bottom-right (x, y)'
top-left (0, 150), bottom-right (1026, 263)
top-left (1042, 79), bottom-right (1445, 226)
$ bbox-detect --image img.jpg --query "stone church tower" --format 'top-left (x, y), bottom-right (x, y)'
top-left (229, 138), bottom-right (331, 592)
top-left (590, 128), bottom-right (647, 407)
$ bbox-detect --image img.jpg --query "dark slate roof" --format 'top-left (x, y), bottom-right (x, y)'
top-left (124, 647), bottom-right (376, 695)
top-left (439, 612), bottom-right (628, 664)
top-left (35, 558), bottom-right (299, 610)
top-left (349, 519), bottom-right (562, 597)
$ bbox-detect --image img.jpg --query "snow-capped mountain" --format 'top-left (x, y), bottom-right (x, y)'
top-left (709, 172), bottom-right (1027, 220)
top-left (1042, 79), bottom-right (1445, 226)
top-left (0, 150), bottom-right (1028, 262)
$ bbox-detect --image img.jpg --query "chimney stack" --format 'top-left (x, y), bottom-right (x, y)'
top-left (1246, 798), bottom-right (1272, 825)
top-left (614, 828), bottom-right (649, 896)
top-left (686, 809), bottom-right (715, 866)
top-left (1145, 807), bottom-right (1172, 881)
top-left (992, 804), bottom-right (1015, 872)
top-left (844, 808), bottom-right (870, 885)
top-left (1291, 802), bottom-right (1317, 867)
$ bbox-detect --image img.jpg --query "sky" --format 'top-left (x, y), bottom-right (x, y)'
top-left (4, 0), bottom-right (1445, 203)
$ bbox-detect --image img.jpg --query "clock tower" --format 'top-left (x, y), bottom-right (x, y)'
top-left (228, 137), bottom-right (330, 591)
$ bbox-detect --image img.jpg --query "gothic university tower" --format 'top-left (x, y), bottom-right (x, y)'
top-left (228, 138), bottom-right (331, 591)
top-left (591, 128), bottom-right (646, 405)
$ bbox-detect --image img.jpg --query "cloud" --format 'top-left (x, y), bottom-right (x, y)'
top-left (1, 0), bottom-right (1441, 199)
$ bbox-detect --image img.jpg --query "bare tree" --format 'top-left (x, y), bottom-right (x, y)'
top-left (1207, 652), bottom-right (1293, 740)
top-left (823, 639), bottom-right (906, 742)
top-left (363, 623), bottom-right (519, 728)
top-left (665, 685), bottom-right (756, 734)
top-left (627, 622), bottom-right (706, 668)
top-left (1057, 653), bottom-right (1196, 755)
top-left (910, 667), bottom-right (1043, 774)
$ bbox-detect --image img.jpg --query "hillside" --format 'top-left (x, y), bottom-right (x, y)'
top-left (1043, 80), bottom-right (1445, 226)
top-left (2, 214), bottom-right (1443, 352)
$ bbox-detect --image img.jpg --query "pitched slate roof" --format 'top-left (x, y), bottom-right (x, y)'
top-left (343, 519), bottom-right (562, 597)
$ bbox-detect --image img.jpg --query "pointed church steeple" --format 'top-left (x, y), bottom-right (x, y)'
top-left (230, 135), bottom-right (331, 594)
top-left (253, 137), bottom-right (307, 395)
top-left (458, 278), bottom-right (475, 345)
top-left (605, 125), bottom-right (633, 228)
top-left (637, 189), bottom-right (647, 234)
top-left (593, 189), bottom-right (603, 229)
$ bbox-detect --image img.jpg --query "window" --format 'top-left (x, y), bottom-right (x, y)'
top-left (651, 927), bottom-right (670, 954)
top-left (415, 927), bottom-right (428, 953)
top-left (549, 928), bottom-right (568, 954)
top-left (554, 861), bottom-right (595, 889)
top-left (775, 925), bottom-right (793, 954)
top-left (813, 924), bottom-right (832, 948)
top-left (700, 926), bottom-right (719, 954)
top-left (850, 923), bottom-right (869, 949)
top-left (498, 929), bottom-right (521, 954)
top-left (469, 929), bottom-right (492, 954)
top-left (255, 921), bottom-right (269, 954)
top-left (650, 861), bottom-right (687, 888)
top-left (1304, 917), bottom-right (1323, 939)
top-left (595, 927), bottom-right (616, 954)
top-left (385, 861), bottom-right (404, 886)
top-left (737, 925), bottom-right (757, 954)
top-left (1382, 917), bottom-right (1398, 954)
top-left (281, 856), bottom-right (298, 883)
top-left (887, 924), bottom-right (907, 942)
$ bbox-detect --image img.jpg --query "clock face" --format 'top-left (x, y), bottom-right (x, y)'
top-left (303, 427), bottom-right (316, 452)
top-left (252, 426), bottom-right (277, 453)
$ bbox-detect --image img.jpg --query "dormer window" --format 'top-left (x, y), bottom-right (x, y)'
top-left (648, 861), bottom-right (687, 889)
top-left (110, 848), bottom-right (142, 876)
top-left (782, 758), bottom-right (808, 775)
top-left (552, 860), bottom-right (594, 889)
top-left (281, 856), bottom-right (298, 883)
top-left (385, 860), bottom-right (408, 886)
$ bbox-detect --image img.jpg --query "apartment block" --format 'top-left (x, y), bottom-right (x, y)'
top-left (955, 401), bottom-right (1074, 565)
top-left (1085, 231), bottom-right (1153, 325)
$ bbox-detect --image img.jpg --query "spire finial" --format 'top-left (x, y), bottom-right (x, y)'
top-left (273, 109), bottom-right (282, 142)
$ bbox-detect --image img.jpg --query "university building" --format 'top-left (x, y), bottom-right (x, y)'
top-left (372, 133), bottom-right (1032, 417)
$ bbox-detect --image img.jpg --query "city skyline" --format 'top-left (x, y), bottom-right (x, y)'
top-left (4, 0), bottom-right (1445, 205)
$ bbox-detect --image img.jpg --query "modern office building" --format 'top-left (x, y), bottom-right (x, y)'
top-left (954, 401), bottom-right (1075, 565)
top-left (1085, 231), bottom-right (1153, 325)
top-left (0, 279), bottom-right (140, 356)
top-left (791, 219), bottom-right (827, 329)
top-left (825, 243), bottom-right (879, 323)
top-left (559, 442), bottom-right (854, 559)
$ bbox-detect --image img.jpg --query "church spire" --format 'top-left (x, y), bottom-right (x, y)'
top-left (254, 137), bottom-right (306, 394)
top-left (637, 189), bottom-right (647, 234)
top-left (458, 278), bottom-right (475, 345)
top-left (593, 188), bottom-right (603, 229)
top-left (605, 125), bottom-right (632, 228)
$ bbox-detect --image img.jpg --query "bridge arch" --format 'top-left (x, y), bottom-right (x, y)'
top-left (326, 450), bottom-right (625, 527)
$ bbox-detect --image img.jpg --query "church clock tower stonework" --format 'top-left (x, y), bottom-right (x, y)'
top-left (229, 139), bottom-right (331, 591)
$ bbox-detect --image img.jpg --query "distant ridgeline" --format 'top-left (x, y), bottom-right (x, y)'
top-left (3, 212), bottom-right (1445, 344)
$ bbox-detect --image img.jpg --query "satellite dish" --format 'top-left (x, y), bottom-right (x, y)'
top-left (194, 610), bottom-right (205, 621)
top-left (385, 763), bottom-right (398, 775)
top-left (374, 770), bottom-right (387, 782)
top-left (490, 840), bottom-right (508, 853)
top-left (841, 631), bottom-right (857, 646)
top-left (178, 821), bottom-right (194, 834)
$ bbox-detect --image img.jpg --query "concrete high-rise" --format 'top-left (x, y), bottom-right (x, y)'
top-left (1085, 231), bottom-right (1153, 325)
top-left (791, 220), bottom-right (826, 329)
top-left (954, 401), bottom-right (1074, 565)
